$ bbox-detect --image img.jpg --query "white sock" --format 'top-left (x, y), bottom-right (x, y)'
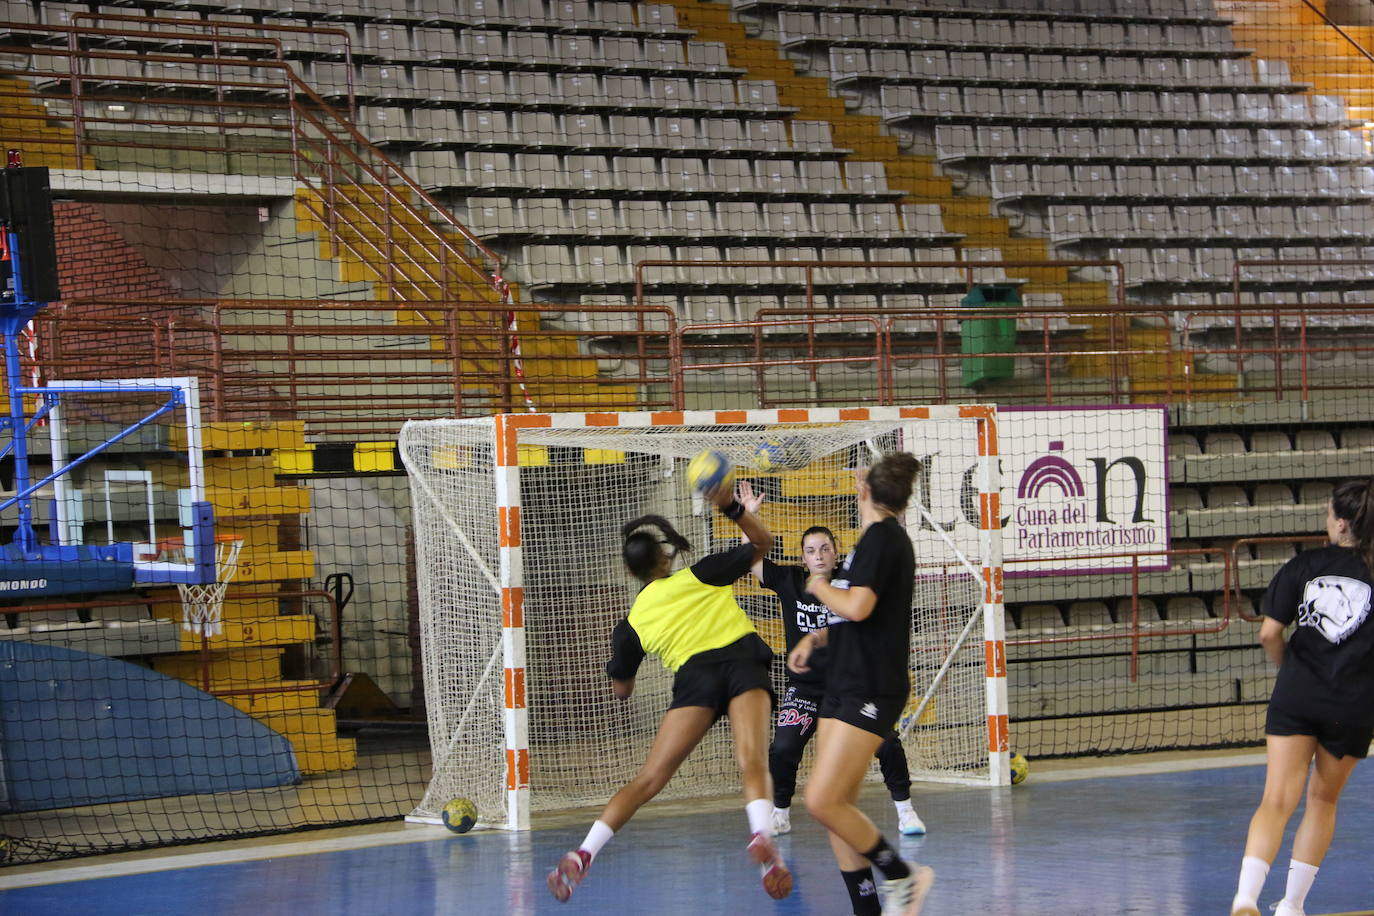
top-left (746, 798), bottom-right (773, 836)
top-left (1236, 855), bottom-right (1270, 903)
top-left (1283, 860), bottom-right (1318, 908)
top-left (580, 820), bottom-right (614, 861)
top-left (894, 798), bottom-right (914, 815)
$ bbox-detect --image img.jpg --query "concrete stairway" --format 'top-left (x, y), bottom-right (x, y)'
top-left (1221, 0), bottom-right (1374, 122)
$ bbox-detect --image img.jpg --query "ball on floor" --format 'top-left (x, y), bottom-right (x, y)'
top-left (442, 797), bottom-right (478, 833)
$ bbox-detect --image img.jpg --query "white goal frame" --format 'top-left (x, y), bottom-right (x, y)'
top-left (401, 405), bottom-right (1007, 831)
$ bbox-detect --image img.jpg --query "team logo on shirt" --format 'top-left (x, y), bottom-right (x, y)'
top-left (1297, 575), bottom-right (1373, 644)
top-left (796, 601), bottom-right (828, 633)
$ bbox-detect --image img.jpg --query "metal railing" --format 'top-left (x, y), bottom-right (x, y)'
top-left (29, 294), bottom-right (1374, 434)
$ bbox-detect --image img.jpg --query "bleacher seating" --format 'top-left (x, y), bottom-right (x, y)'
top-left (750, 0), bottom-right (1374, 310)
top-left (26, 0), bottom-right (1372, 330)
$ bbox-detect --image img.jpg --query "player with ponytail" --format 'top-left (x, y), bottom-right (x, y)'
top-left (547, 480), bottom-right (792, 904)
top-left (1232, 478), bottom-right (1374, 916)
top-left (790, 452), bottom-right (935, 916)
top-left (736, 483), bottom-right (927, 845)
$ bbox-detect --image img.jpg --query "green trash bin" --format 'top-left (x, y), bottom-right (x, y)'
top-left (960, 285), bottom-right (1019, 388)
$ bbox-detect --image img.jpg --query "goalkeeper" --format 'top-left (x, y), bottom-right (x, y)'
top-left (547, 479), bottom-right (792, 905)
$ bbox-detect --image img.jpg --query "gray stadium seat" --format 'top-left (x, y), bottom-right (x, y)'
top-left (1205, 485), bottom-right (1249, 508)
top-left (1113, 597), bottom-right (1160, 624)
top-left (1254, 540), bottom-right (1298, 561)
top-left (1298, 481), bottom-right (1334, 504)
top-left (1295, 429), bottom-right (1338, 451)
top-left (1164, 596), bottom-right (1211, 621)
top-left (1253, 484), bottom-right (1295, 507)
top-left (1248, 431), bottom-right (1291, 452)
top-left (1067, 601), bottom-right (1112, 628)
top-left (1203, 432), bottom-right (1245, 455)
top-left (1339, 428), bottom-right (1374, 449)
top-left (1170, 432), bottom-right (1201, 457)
top-left (1016, 604), bottom-right (1065, 630)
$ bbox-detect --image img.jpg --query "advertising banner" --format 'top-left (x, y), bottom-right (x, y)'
top-left (903, 405), bottom-right (1169, 576)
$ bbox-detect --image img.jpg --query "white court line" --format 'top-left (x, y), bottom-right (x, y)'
top-left (1, 752), bottom-right (1269, 891)
top-left (1028, 751), bottom-right (1266, 784)
top-left (0, 825), bottom-right (460, 891)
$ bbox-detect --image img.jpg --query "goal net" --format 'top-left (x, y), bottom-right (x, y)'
top-left (399, 406), bottom-right (1005, 831)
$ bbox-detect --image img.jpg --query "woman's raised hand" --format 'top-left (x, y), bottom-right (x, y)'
top-left (738, 479), bottom-right (765, 514)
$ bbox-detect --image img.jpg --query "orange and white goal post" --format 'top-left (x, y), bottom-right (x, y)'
top-left (400, 405), bottom-right (1006, 832)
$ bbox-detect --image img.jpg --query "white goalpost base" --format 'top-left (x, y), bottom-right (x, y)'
top-left (400, 406), bottom-right (1006, 832)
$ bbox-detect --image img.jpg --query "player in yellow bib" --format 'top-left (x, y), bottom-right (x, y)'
top-left (547, 480), bottom-right (792, 904)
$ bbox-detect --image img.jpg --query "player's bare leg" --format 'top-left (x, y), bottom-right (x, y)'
top-left (729, 688), bottom-right (792, 899)
top-left (548, 706), bottom-right (714, 902)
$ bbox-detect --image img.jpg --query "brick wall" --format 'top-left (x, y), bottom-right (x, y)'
top-left (53, 201), bottom-right (177, 318)
top-left (39, 202), bottom-right (214, 382)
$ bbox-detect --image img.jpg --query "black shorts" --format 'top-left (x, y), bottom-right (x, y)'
top-left (1266, 704), bottom-right (1374, 759)
top-left (819, 692), bottom-right (905, 737)
top-left (669, 634), bottom-right (775, 721)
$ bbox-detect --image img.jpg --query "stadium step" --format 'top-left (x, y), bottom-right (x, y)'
top-left (1225, 0), bottom-right (1374, 122)
top-left (0, 78), bottom-right (90, 169)
top-left (293, 188), bottom-right (624, 410)
top-left (252, 709), bottom-right (358, 775)
top-left (148, 424), bottom-right (359, 773)
top-left (153, 647), bottom-right (285, 685)
top-left (220, 682), bottom-right (334, 715)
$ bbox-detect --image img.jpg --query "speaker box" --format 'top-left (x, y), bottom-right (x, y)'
top-left (0, 167), bottom-right (61, 303)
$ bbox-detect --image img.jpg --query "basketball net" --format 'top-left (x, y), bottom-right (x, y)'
top-left (162, 534), bottom-right (245, 638)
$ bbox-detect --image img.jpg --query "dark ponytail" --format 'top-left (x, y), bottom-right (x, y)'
top-left (1331, 479), bottom-right (1374, 572)
top-left (866, 452), bottom-right (923, 513)
top-left (621, 514), bottom-right (693, 582)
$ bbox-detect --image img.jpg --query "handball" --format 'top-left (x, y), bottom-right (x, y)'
top-left (1009, 752), bottom-right (1029, 786)
top-left (753, 436), bottom-right (809, 471)
top-left (687, 449), bottom-right (735, 494)
top-left (442, 797), bottom-right (479, 833)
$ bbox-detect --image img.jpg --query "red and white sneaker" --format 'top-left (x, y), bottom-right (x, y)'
top-left (746, 832), bottom-right (793, 900)
top-left (547, 849), bottom-right (591, 903)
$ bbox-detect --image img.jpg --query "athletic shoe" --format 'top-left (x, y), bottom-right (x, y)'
top-left (897, 806), bottom-right (927, 836)
top-left (1229, 896), bottom-right (1260, 916)
top-left (547, 849), bottom-right (591, 903)
top-left (771, 806), bottom-right (792, 836)
top-left (878, 863), bottom-right (934, 916)
top-left (1274, 902), bottom-right (1305, 916)
top-left (746, 831), bottom-right (793, 900)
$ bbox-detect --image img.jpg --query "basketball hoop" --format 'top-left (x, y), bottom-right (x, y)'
top-left (157, 533), bottom-right (245, 638)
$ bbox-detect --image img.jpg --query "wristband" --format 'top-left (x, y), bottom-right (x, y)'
top-left (722, 499), bottom-right (745, 520)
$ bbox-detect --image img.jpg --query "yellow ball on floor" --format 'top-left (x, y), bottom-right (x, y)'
top-left (1010, 752), bottom-right (1029, 785)
top-left (442, 797), bottom-right (478, 833)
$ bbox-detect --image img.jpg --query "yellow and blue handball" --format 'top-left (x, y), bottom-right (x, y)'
top-left (442, 797), bottom-right (478, 833)
top-left (1009, 752), bottom-right (1029, 786)
top-left (753, 436), bottom-right (810, 471)
top-left (687, 449), bottom-right (735, 494)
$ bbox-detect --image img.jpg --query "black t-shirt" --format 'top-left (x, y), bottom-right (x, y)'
top-left (1264, 544), bottom-right (1374, 724)
top-left (760, 558), bottom-right (831, 689)
top-left (605, 543), bottom-right (757, 681)
top-left (824, 516), bottom-right (915, 699)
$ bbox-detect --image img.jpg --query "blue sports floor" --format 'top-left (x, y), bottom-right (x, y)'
top-left (5, 756), bottom-right (1374, 915)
